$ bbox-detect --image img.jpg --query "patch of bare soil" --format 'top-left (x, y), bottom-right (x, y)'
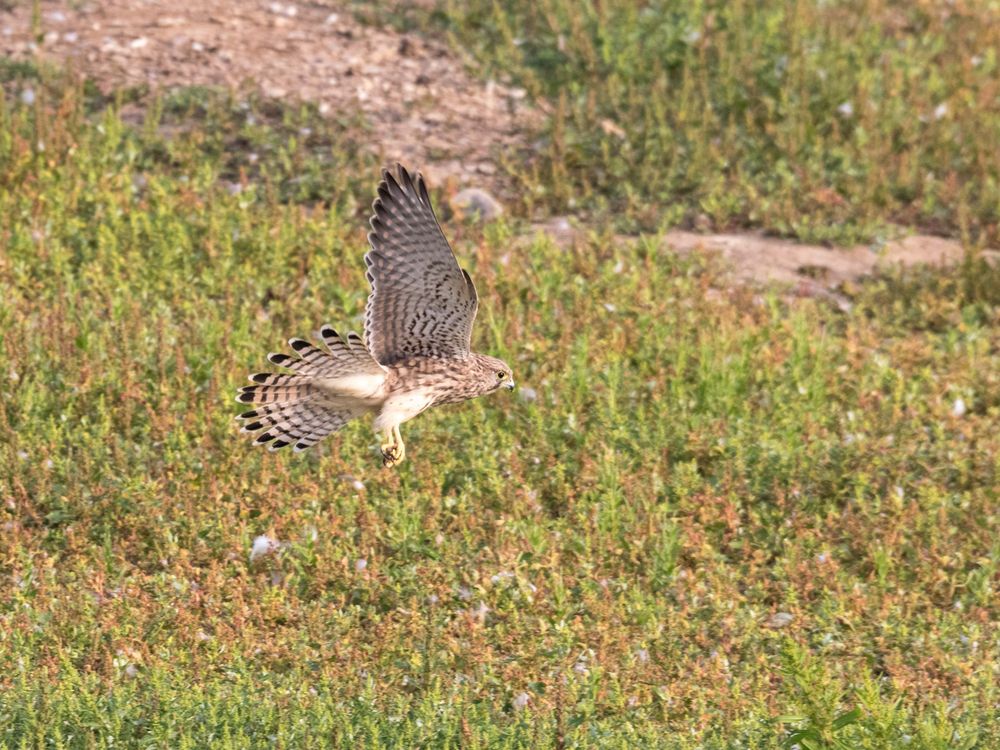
top-left (664, 231), bottom-right (999, 307)
top-left (0, 0), bottom-right (535, 194)
top-left (536, 218), bottom-right (997, 307)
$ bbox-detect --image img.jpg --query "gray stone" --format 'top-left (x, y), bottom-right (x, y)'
top-left (451, 188), bottom-right (503, 222)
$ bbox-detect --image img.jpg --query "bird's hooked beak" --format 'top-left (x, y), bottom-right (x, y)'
top-left (505, 379), bottom-right (515, 392)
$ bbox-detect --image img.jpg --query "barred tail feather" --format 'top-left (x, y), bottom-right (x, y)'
top-left (237, 400), bottom-right (357, 452)
top-left (235, 327), bottom-right (383, 453)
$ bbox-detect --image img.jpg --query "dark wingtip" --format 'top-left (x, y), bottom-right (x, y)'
top-left (417, 171), bottom-right (431, 205)
top-left (397, 163), bottom-right (414, 190)
top-left (383, 168), bottom-right (400, 190)
top-left (270, 439), bottom-right (290, 451)
top-left (289, 338), bottom-right (309, 352)
top-left (253, 432), bottom-right (275, 445)
top-left (251, 373), bottom-right (269, 383)
top-left (237, 392), bottom-right (255, 403)
top-left (238, 409), bottom-right (259, 419)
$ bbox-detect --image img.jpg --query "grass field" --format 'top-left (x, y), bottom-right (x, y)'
top-left (1, 7), bottom-right (1000, 748)
top-left (405, 0), bottom-right (1000, 245)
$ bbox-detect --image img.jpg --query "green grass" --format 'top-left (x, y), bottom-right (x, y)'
top-left (407, 0), bottom-right (1000, 244)
top-left (1, 56), bottom-right (999, 749)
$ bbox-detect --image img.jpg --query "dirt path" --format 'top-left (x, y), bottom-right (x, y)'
top-left (2, 0), bottom-right (991, 296)
top-left (0, 0), bottom-right (535, 193)
top-left (537, 218), bottom-right (996, 307)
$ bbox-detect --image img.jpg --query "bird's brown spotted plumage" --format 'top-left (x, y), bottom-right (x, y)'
top-left (236, 165), bottom-right (513, 465)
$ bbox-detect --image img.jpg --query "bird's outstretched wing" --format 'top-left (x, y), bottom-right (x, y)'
top-left (364, 165), bottom-right (479, 366)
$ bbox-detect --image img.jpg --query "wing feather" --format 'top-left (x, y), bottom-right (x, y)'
top-left (364, 165), bottom-right (479, 365)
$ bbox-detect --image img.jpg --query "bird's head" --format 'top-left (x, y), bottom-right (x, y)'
top-left (471, 354), bottom-right (515, 395)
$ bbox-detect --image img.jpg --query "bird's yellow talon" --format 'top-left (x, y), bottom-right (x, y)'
top-left (380, 427), bottom-right (406, 468)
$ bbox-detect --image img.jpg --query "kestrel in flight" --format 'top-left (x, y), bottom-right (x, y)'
top-left (236, 165), bottom-right (514, 467)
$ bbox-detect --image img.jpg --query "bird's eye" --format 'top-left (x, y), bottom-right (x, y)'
top-left (496, 371), bottom-right (506, 380)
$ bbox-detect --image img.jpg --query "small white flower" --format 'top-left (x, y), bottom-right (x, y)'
top-left (355, 558), bottom-right (367, 572)
top-left (952, 398), bottom-right (966, 417)
top-left (550, 217), bottom-right (572, 233)
top-left (20, 88), bottom-right (35, 106)
top-left (491, 571), bottom-right (514, 585)
top-left (603, 303), bottom-right (616, 313)
top-left (129, 37), bottom-right (148, 50)
top-left (816, 552), bottom-right (829, 564)
top-left (249, 534), bottom-right (280, 562)
top-left (340, 474), bottom-right (365, 492)
top-left (970, 55), bottom-right (983, 67)
top-left (635, 648), bottom-right (650, 664)
top-left (512, 692), bottom-right (530, 710)
top-left (457, 586), bottom-right (472, 601)
top-left (933, 103), bottom-right (948, 120)
top-left (837, 101), bottom-right (854, 117)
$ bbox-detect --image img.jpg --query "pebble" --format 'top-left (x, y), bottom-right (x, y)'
top-left (764, 612), bottom-right (795, 629)
top-left (517, 386), bottom-right (538, 403)
top-left (450, 188), bottom-right (503, 222)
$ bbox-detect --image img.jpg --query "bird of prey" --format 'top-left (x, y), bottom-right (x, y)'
top-left (235, 165), bottom-right (514, 467)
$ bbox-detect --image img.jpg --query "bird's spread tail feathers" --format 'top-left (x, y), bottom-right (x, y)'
top-left (235, 326), bottom-right (382, 452)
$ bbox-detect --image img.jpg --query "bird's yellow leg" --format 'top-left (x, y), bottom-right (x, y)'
top-left (380, 425), bottom-right (405, 468)
top-left (392, 425), bottom-right (406, 464)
